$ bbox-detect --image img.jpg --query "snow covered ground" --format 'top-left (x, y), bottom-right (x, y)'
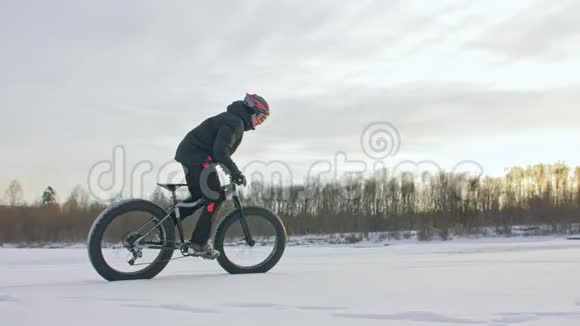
top-left (2, 237), bottom-right (580, 325)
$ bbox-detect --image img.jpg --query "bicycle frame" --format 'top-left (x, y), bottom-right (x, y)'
top-left (134, 183), bottom-right (255, 250)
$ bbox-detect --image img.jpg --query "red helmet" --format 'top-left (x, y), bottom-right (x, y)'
top-left (243, 93), bottom-right (270, 122)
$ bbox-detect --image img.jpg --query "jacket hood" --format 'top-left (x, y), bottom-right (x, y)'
top-left (226, 100), bottom-right (254, 131)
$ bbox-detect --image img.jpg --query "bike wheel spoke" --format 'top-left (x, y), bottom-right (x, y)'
top-left (100, 211), bottom-right (167, 274)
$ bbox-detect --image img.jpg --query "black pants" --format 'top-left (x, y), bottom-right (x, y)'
top-left (181, 158), bottom-right (224, 245)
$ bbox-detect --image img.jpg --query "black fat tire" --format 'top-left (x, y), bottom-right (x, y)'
top-left (87, 199), bottom-right (175, 281)
top-left (214, 206), bottom-right (286, 274)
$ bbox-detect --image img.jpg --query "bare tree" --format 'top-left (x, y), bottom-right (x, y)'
top-left (5, 179), bottom-right (24, 206)
top-left (575, 167), bottom-right (580, 206)
top-left (150, 188), bottom-right (171, 208)
top-left (62, 185), bottom-right (90, 213)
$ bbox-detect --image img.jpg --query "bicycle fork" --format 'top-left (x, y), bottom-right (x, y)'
top-left (233, 196), bottom-right (255, 247)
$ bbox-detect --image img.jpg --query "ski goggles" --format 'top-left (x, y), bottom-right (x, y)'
top-left (256, 112), bottom-right (269, 123)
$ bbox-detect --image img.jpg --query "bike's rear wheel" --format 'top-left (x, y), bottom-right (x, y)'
top-left (214, 207), bottom-right (286, 274)
top-left (87, 199), bottom-right (175, 281)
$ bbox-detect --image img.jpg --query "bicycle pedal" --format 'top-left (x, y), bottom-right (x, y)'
top-left (182, 250), bottom-right (218, 260)
top-left (200, 256), bottom-right (218, 260)
top-left (194, 252), bottom-right (219, 260)
top-left (181, 249), bottom-right (200, 257)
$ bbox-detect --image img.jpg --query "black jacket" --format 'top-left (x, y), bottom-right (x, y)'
top-left (175, 101), bottom-right (253, 177)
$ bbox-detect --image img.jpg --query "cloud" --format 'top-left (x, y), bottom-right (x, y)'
top-left (1, 0), bottom-right (579, 200)
top-left (236, 82), bottom-right (580, 162)
top-left (464, 0), bottom-right (580, 60)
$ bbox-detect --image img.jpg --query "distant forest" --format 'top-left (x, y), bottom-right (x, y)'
top-left (1, 162), bottom-right (579, 244)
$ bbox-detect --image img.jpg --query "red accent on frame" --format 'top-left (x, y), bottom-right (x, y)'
top-left (207, 202), bottom-right (215, 213)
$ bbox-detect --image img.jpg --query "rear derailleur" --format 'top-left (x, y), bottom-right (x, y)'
top-left (124, 233), bottom-right (143, 266)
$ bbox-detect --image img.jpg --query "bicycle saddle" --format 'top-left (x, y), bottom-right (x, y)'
top-left (156, 183), bottom-right (188, 192)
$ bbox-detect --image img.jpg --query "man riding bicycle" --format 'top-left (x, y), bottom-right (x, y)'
top-left (174, 93), bottom-right (270, 258)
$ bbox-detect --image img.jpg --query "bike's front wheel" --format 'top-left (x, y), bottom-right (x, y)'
top-left (87, 199), bottom-right (175, 281)
top-left (214, 207), bottom-right (286, 274)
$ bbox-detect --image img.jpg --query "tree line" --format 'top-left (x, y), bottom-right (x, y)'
top-left (1, 162), bottom-right (579, 244)
top-left (242, 162), bottom-right (580, 240)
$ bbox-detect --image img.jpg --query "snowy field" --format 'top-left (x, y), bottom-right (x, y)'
top-left (2, 237), bottom-right (580, 325)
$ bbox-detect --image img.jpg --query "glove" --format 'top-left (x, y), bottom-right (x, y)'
top-left (231, 173), bottom-right (247, 186)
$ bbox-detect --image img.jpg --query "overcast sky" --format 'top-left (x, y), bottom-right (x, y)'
top-left (1, 0), bottom-right (580, 202)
